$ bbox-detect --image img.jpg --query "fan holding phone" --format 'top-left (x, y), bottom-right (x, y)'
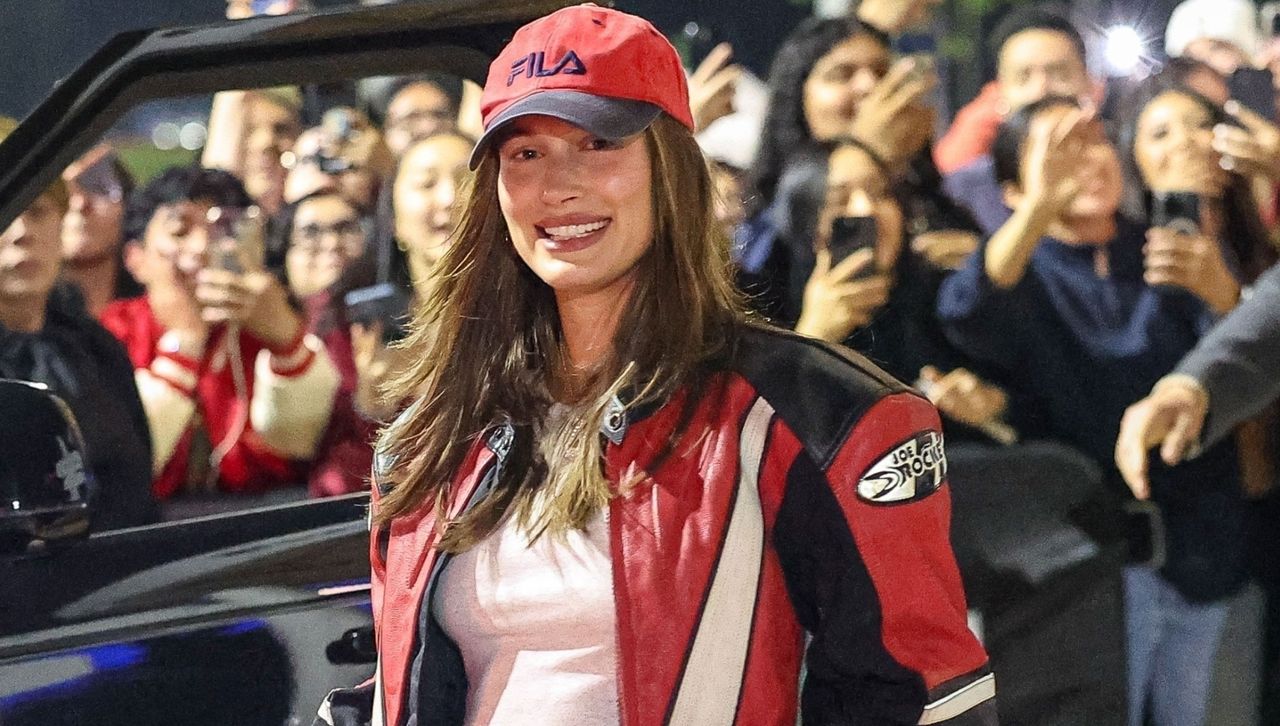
top-left (794, 146), bottom-right (895, 343)
top-left (1128, 83), bottom-right (1276, 315)
top-left (797, 142), bottom-right (1014, 442)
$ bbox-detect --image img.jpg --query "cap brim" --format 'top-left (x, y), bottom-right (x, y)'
top-left (468, 91), bottom-right (662, 170)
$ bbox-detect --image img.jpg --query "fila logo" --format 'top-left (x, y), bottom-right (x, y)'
top-left (507, 50), bottom-right (588, 86)
top-left (856, 431), bottom-right (947, 505)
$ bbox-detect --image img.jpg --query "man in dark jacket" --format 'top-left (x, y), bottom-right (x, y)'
top-left (0, 137), bottom-right (156, 530)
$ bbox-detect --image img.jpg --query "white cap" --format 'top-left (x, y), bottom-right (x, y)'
top-left (1165, 0), bottom-right (1262, 58)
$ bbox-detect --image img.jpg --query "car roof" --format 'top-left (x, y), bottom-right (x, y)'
top-left (0, 0), bottom-right (573, 229)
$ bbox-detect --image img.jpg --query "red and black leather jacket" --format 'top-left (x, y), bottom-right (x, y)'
top-left (318, 325), bottom-right (996, 726)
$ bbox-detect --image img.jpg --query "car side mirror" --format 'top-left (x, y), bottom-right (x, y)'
top-left (0, 380), bottom-right (93, 555)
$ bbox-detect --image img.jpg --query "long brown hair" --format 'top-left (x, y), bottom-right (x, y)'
top-left (373, 114), bottom-right (746, 550)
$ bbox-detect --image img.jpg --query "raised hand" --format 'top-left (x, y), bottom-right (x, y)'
top-left (688, 43), bottom-right (742, 131)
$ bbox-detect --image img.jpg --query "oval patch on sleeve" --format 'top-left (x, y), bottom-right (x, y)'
top-left (856, 431), bottom-right (948, 505)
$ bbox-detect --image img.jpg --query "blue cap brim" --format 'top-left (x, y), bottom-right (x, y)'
top-left (468, 91), bottom-right (662, 170)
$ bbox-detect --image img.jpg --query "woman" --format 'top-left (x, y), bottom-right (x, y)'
top-left (60, 145), bottom-right (143, 317)
top-left (1121, 75), bottom-right (1280, 726)
top-left (938, 95), bottom-right (1252, 726)
top-left (271, 190), bottom-right (375, 496)
top-left (743, 16), bottom-right (970, 326)
top-left (1119, 77), bottom-right (1276, 297)
top-left (388, 130), bottom-right (471, 297)
top-left (316, 7), bottom-right (993, 726)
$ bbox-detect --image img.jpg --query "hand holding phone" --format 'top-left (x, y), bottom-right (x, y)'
top-left (1149, 191), bottom-right (1201, 236)
top-left (1213, 99), bottom-right (1280, 183)
top-left (827, 215), bottom-right (879, 278)
top-left (205, 205), bottom-right (263, 274)
top-left (344, 283), bottom-right (412, 344)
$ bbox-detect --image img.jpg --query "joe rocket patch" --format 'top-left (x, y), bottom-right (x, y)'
top-left (857, 431), bottom-right (947, 505)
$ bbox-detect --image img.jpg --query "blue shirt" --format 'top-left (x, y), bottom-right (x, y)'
top-left (942, 156), bottom-right (1011, 236)
top-left (937, 217), bottom-right (1244, 601)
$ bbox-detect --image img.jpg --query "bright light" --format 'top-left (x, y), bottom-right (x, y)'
top-left (151, 122), bottom-right (180, 151)
top-left (1105, 25), bottom-right (1144, 76)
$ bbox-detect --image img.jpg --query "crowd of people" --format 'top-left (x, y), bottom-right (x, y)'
top-left (4, 0), bottom-right (1280, 723)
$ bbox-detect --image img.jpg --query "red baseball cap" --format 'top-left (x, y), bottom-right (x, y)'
top-left (468, 4), bottom-right (694, 169)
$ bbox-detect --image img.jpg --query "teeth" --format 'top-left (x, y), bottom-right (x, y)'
top-left (544, 220), bottom-right (608, 238)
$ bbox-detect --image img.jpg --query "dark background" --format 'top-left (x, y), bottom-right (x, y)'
top-left (0, 0), bottom-right (1188, 126)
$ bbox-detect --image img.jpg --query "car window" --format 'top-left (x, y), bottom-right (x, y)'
top-left (6, 68), bottom-right (473, 529)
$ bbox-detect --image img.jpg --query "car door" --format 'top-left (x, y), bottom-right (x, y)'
top-left (0, 2), bottom-right (570, 723)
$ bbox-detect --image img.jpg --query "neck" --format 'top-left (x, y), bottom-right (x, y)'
top-left (1048, 212), bottom-right (1116, 245)
top-left (0, 295), bottom-right (47, 333)
top-left (552, 277), bottom-right (634, 398)
top-left (61, 259), bottom-right (117, 317)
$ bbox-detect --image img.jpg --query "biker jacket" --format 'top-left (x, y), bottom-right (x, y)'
top-left (319, 324), bottom-right (996, 726)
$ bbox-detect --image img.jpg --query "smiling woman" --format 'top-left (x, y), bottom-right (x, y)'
top-left (316, 6), bottom-right (996, 726)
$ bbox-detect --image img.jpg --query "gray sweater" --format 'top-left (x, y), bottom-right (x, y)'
top-left (1177, 262), bottom-right (1280, 447)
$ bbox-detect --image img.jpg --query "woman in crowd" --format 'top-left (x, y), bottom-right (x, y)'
top-left (743, 15), bottom-right (973, 325)
top-left (270, 189), bottom-right (376, 496)
top-left (60, 145), bottom-right (143, 317)
top-left (938, 94), bottom-right (1254, 726)
top-left (317, 6), bottom-right (994, 726)
top-left (0, 121), bottom-right (155, 530)
top-left (373, 129), bottom-right (472, 299)
top-left (1122, 74), bottom-right (1280, 726)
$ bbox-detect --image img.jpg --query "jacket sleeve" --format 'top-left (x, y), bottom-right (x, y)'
top-left (133, 342), bottom-right (200, 475)
top-left (250, 333), bottom-right (341, 460)
top-left (774, 392), bottom-right (996, 725)
top-left (1176, 262), bottom-right (1280, 447)
top-left (935, 244), bottom-right (1031, 374)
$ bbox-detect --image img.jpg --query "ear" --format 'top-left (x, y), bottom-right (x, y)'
top-left (1001, 182), bottom-right (1023, 211)
top-left (122, 240), bottom-right (148, 285)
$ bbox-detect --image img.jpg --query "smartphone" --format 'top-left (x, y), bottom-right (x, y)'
top-left (205, 205), bottom-right (262, 273)
top-left (828, 216), bottom-right (878, 279)
top-left (1150, 191), bottom-right (1201, 235)
top-left (1228, 67), bottom-right (1278, 121)
top-left (1123, 499), bottom-right (1167, 568)
top-left (344, 283), bottom-right (411, 344)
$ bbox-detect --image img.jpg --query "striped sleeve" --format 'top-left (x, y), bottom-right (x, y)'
top-left (775, 391), bottom-right (996, 725)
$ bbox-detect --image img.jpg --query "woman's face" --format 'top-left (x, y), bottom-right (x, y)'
top-left (393, 134), bottom-right (471, 273)
top-left (803, 34), bottom-right (892, 143)
top-left (285, 195), bottom-right (365, 298)
top-left (1018, 105), bottom-right (1124, 222)
top-left (821, 144), bottom-right (903, 274)
top-left (1134, 90), bottom-right (1228, 196)
top-left (497, 116), bottom-right (653, 300)
top-left (61, 186), bottom-right (124, 266)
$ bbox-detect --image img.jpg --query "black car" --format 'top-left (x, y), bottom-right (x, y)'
top-left (0, 2), bottom-right (567, 723)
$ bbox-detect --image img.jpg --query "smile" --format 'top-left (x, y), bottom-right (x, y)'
top-left (542, 219), bottom-right (610, 240)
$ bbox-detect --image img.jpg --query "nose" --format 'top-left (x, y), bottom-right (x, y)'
top-left (247, 125), bottom-right (280, 155)
top-left (851, 68), bottom-right (879, 99)
top-left (1, 216), bottom-right (28, 246)
top-left (846, 188), bottom-right (875, 217)
top-left (435, 177), bottom-right (458, 217)
top-left (1027, 72), bottom-right (1050, 102)
top-left (539, 152), bottom-right (584, 206)
top-left (69, 193), bottom-right (88, 213)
